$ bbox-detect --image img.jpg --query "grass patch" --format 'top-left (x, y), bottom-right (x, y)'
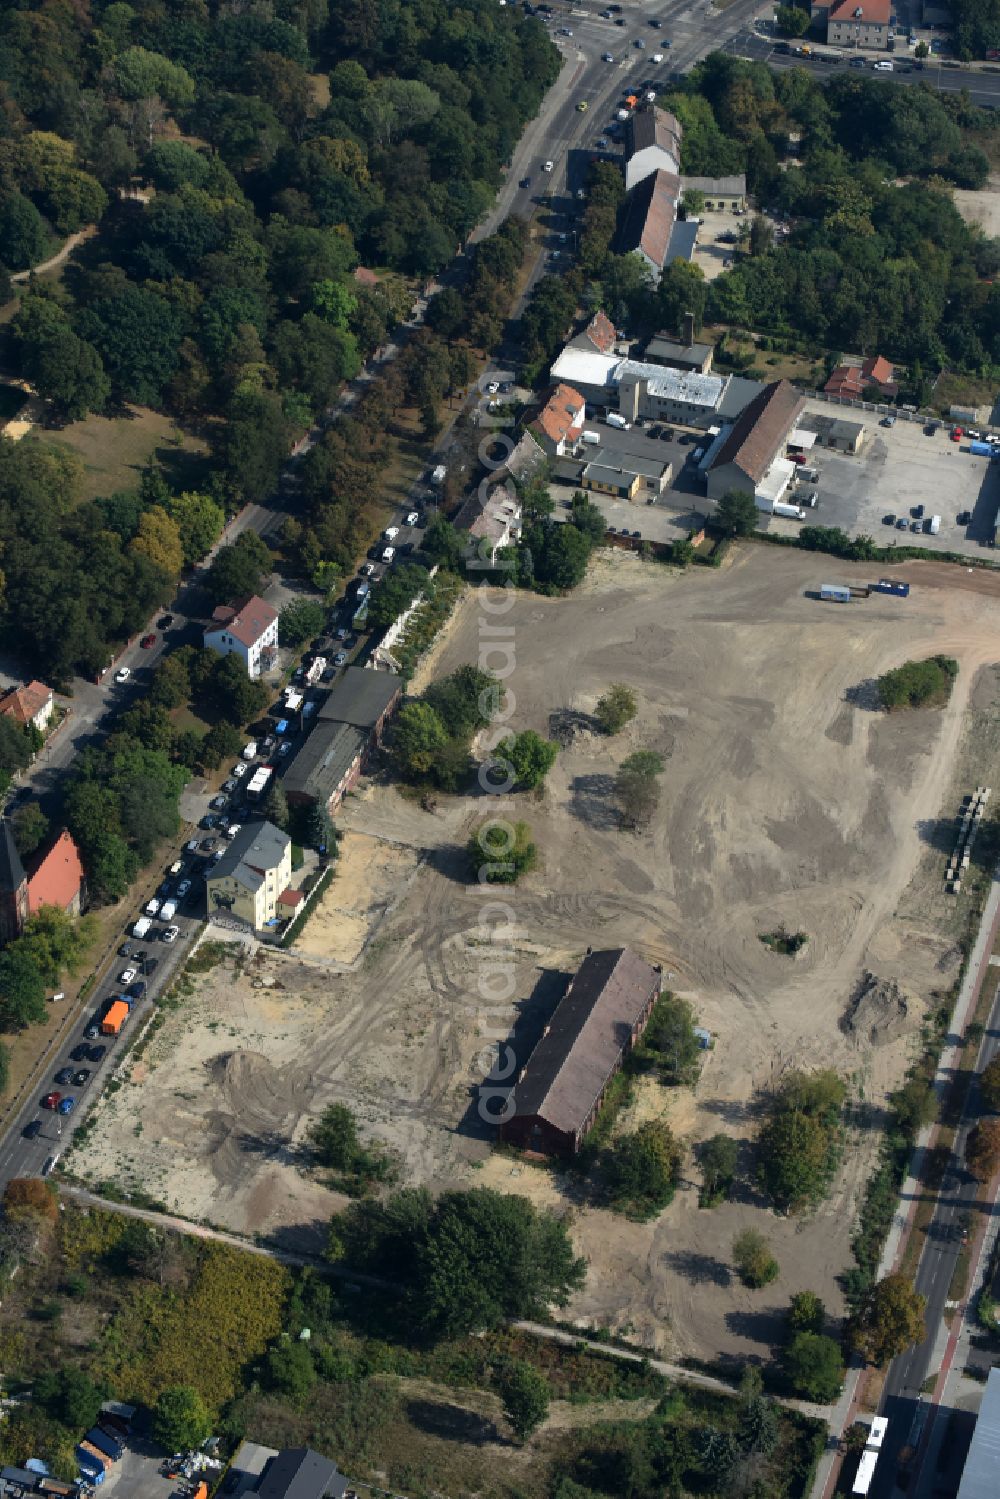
top-left (933, 369), bottom-right (998, 417)
top-left (759, 928), bottom-right (808, 955)
top-left (41, 406), bottom-right (210, 503)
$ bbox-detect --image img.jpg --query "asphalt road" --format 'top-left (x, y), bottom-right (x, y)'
top-left (870, 976), bottom-right (1000, 1497)
top-left (723, 26), bottom-right (1000, 106)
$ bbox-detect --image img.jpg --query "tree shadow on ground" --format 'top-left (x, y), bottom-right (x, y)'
top-left (844, 679), bottom-right (882, 713)
top-left (661, 1249), bottom-right (732, 1288)
top-left (724, 1307), bottom-right (788, 1345)
top-left (405, 1399), bottom-right (503, 1447)
top-left (568, 773), bottom-right (618, 831)
top-left (456, 967), bottom-right (570, 1143)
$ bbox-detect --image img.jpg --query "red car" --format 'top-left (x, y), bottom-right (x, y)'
top-left (42, 1091), bottom-right (61, 1109)
top-left (951, 427), bottom-right (963, 442)
top-left (140, 633), bottom-right (157, 648)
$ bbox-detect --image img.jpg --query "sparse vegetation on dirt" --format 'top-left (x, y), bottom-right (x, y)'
top-left (733, 1229), bottom-right (779, 1289)
top-left (877, 655), bottom-right (959, 712)
top-left (759, 928), bottom-right (808, 956)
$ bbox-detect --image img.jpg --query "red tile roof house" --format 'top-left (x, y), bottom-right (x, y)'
top-left (27, 828), bottom-right (85, 918)
top-left (824, 355), bottom-right (898, 401)
top-left (529, 383), bottom-right (586, 457)
top-left (0, 680), bottom-right (55, 734)
top-left (203, 595), bottom-right (279, 678)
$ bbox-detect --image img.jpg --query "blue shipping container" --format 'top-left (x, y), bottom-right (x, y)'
top-left (85, 1428), bottom-right (122, 1460)
top-left (969, 440), bottom-right (992, 456)
top-left (75, 1448), bottom-right (106, 1478)
top-left (874, 579), bottom-right (910, 597)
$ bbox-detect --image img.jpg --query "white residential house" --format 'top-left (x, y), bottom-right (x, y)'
top-left (203, 595), bottom-right (279, 678)
top-left (453, 483), bottom-right (523, 566)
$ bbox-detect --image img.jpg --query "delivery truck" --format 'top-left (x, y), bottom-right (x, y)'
top-left (772, 501), bottom-right (805, 520)
top-left (581, 430), bottom-right (600, 445)
top-left (247, 766), bottom-right (273, 799)
top-left (605, 412), bottom-right (631, 430)
top-left (144, 897), bottom-right (160, 917)
top-left (101, 999), bottom-right (130, 1037)
top-left (927, 514), bottom-right (941, 535)
top-left (160, 899), bottom-right (177, 921)
top-left (305, 658), bottom-right (326, 686)
top-left (243, 740), bottom-right (257, 760)
top-left (132, 916), bottom-right (152, 939)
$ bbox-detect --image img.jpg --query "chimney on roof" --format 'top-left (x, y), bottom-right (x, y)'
top-left (682, 311), bottom-right (695, 348)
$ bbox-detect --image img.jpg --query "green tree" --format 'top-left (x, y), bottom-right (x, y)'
top-left (165, 491), bottom-right (225, 568)
top-left (0, 716), bottom-right (33, 777)
top-left (18, 906), bottom-right (97, 986)
top-left (776, 4), bottom-right (810, 37)
top-left (681, 187), bottom-right (706, 217)
top-left (643, 993), bottom-right (701, 1084)
top-left (468, 819), bottom-right (537, 884)
top-left (262, 783), bottom-right (290, 831)
top-left (422, 514), bottom-right (466, 572)
top-left (392, 701), bottom-right (450, 780)
top-left (615, 749), bottom-right (664, 830)
top-left (0, 1041), bottom-right (9, 1095)
top-left (424, 666), bottom-right (496, 740)
top-left (34, 1367), bottom-right (105, 1430)
top-left (697, 1134), bottom-right (738, 1205)
top-left (305, 803), bottom-right (334, 852)
top-left (877, 656), bottom-right (958, 712)
top-left (498, 730), bottom-right (558, 790)
top-left (211, 656), bottom-right (269, 725)
top-left (715, 489), bottom-right (758, 537)
top-left (889, 1077), bottom-right (936, 1140)
top-left (606, 1120), bottom-right (682, 1216)
top-left (784, 1332), bottom-right (844, 1402)
top-left (130, 505), bottom-right (184, 578)
top-left (595, 683), bottom-right (637, 736)
top-left (0, 947), bottom-right (47, 1030)
top-left (11, 803), bottom-right (49, 859)
top-left (852, 1274), bottom-right (926, 1367)
top-left (200, 721), bottom-right (243, 770)
top-left (206, 532), bottom-right (272, 603)
top-left (264, 1339), bottom-right (315, 1402)
top-left (309, 1104), bottom-right (361, 1171)
top-left (788, 1290), bottom-right (826, 1335)
top-left (151, 1385), bottom-right (212, 1453)
top-left (496, 1360), bottom-right (550, 1442)
top-left (757, 1069), bottom-right (846, 1212)
top-left (980, 1056), bottom-right (1000, 1113)
top-left (279, 598), bottom-right (326, 647)
top-left (0, 191), bottom-right (50, 270)
top-left (732, 1228), bottom-right (779, 1288)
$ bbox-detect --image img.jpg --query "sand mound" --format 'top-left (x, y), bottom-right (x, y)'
top-left (841, 971), bottom-right (916, 1047)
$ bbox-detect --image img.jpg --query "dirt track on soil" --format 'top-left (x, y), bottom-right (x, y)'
top-left (77, 546), bottom-right (1000, 1360)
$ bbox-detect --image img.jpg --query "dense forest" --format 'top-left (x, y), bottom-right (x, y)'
top-left (952, 0), bottom-right (1000, 58)
top-left (0, 0), bottom-right (556, 677)
top-left (520, 54), bottom-right (1000, 387)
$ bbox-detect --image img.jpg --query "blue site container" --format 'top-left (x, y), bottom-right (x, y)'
top-left (874, 579), bottom-right (910, 597)
top-left (969, 440), bottom-right (992, 456)
top-left (85, 1427), bottom-right (122, 1460)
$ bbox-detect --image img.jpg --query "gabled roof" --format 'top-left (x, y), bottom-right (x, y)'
top-left (862, 354), bottom-right (895, 385)
top-left (0, 680), bottom-right (53, 726)
top-left (709, 379), bottom-right (805, 485)
top-left (206, 595), bottom-right (277, 650)
top-left (317, 665), bottom-right (403, 730)
top-left (531, 384), bottom-right (586, 447)
top-left (0, 821), bottom-right (26, 895)
top-left (625, 105), bottom-right (682, 168)
top-left (207, 819), bottom-right (290, 893)
top-left (256, 1446), bottom-right (347, 1499)
top-left (26, 829), bottom-right (84, 914)
top-left (507, 948), bottom-right (661, 1138)
top-left (281, 719), bottom-right (365, 803)
top-left (619, 170), bottom-right (680, 269)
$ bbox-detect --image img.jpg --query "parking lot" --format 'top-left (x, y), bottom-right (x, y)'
top-left (767, 403), bottom-right (1000, 554)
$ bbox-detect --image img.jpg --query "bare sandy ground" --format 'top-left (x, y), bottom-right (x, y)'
top-left (76, 546), bottom-right (1000, 1361)
top-left (953, 175), bottom-right (1000, 238)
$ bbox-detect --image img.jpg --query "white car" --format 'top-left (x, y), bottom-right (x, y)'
top-left (360, 561), bottom-right (375, 576)
top-left (405, 510), bottom-right (420, 526)
top-left (487, 382), bottom-right (499, 395)
top-left (645, 90), bottom-right (656, 101)
top-left (652, 52), bottom-right (663, 62)
top-left (602, 52), bottom-right (614, 61)
top-left (119, 967), bottom-right (137, 984)
top-left (232, 762), bottom-right (248, 778)
top-left (384, 525), bottom-right (400, 541)
top-left (382, 545), bottom-right (396, 563)
top-left (185, 838), bottom-right (199, 853)
top-left (115, 667), bottom-right (131, 684)
top-left (542, 160), bottom-right (554, 172)
top-left (226, 824), bottom-right (241, 840)
top-left (162, 925), bottom-right (180, 943)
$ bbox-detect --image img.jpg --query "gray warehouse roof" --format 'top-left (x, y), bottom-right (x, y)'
top-left (256, 1446), bottom-right (347, 1499)
top-left (614, 359), bottom-right (723, 408)
top-left (665, 219), bottom-right (699, 266)
top-left (716, 374), bottom-right (765, 422)
top-left (318, 665), bottom-right (402, 729)
top-left (207, 820), bottom-right (289, 893)
top-left (281, 720), bottom-right (365, 804)
top-left (507, 948), bottom-right (661, 1137)
top-left (957, 1367), bottom-right (1000, 1499)
top-left (644, 334), bottom-right (714, 367)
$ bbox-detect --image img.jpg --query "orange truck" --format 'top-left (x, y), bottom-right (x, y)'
top-left (192, 1483), bottom-right (209, 1499)
top-left (101, 998), bottom-right (130, 1036)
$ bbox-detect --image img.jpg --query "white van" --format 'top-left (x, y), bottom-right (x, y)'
top-left (606, 412), bottom-right (631, 430)
top-left (874, 59), bottom-right (894, 71)
top-left (242, 740), bottom-right (257, 761)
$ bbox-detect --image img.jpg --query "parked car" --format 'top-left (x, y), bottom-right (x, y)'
top-left (222, 778), bottom-right (237, 793)
top-left (88, 1045), bottom-right (107, 1062)
top-left (405, 510), bottom-right (420, 526)
top-left (880, 415), bottom-right (896, 428)
top-left (55, 1067), bottom-right (74, 1085)
top-left (114, 667), bottom-right (131, 684)
top-left (157, 614), bottom-right (174, 628)
top-left (23, 1120), bottom-right (42, 1139)
top-left (118, 941), bottom-right (134, 957)
top-left (958, 510), bottom-right (972, 525)
top-left (382, 545), bottom-right (396, 563)
top-left (278, 741), bottom-right (293, 757)
top-left (177, 879), bottom-right (191, 898)
top-left (383, 525), bottom-right (400, 541)
top-left (911, 504), bottom-right (924, 518)
top-left (42, 1092), bottom-right (61, 1109)
top-left (70, 1043), bottom-right (91, 1062)
top-left (72, 1070), bottom-right (91, 1086)
top-left (119, 967), bottom-right (137, 984)
top-left (336, 626), bottom-right (350, 640)
top-left (162, 926), bottom-right (180, 944)
top-left (57, 1097), bottom-right (75, 1115)
top-left (334, 651), bottom-right (348, 667)
top-left (882, 513), bottom-right (896, 526)
top-left (84, 1022), bottom-right (101, 1040)
top-left (896, 517), bottom-right (909, 530)
top-left (542, 159), bottom-right (554, 170)
top-left (232, 762), bottom-right (248, 778)
top-left (140, 633), bottom-right (157, 648)
top-left (185, 838), bottom-right (200, 853)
